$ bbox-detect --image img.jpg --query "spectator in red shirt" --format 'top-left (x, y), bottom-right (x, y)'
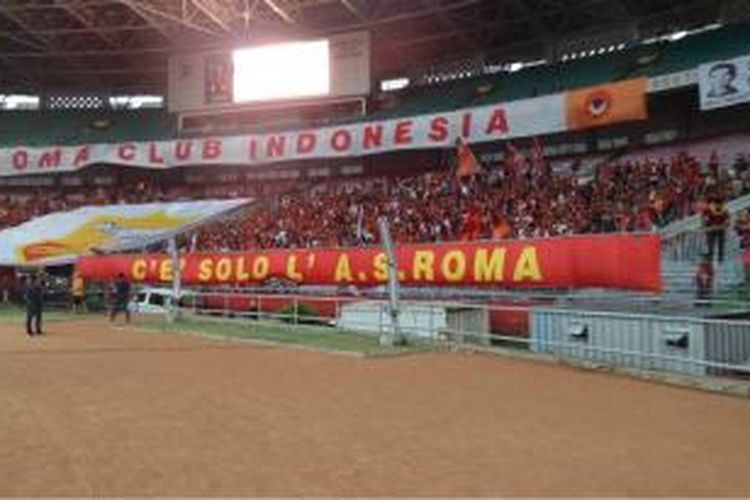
top-left (734, 209), bottom-right (750, 284)
top-left (460, 205), bottom-right (483, 241)
top-left (695, 254), bottom-right (714, 304)
top-left (702, 195), bottom-right (730, 263)
top-left (709, 150), bottom-right (720, 178)
top-left (491, 215), bottom-right (512, 240)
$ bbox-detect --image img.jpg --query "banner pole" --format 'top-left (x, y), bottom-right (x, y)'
top-left (377, 216), bottom-right (401, 347)
top-left (167, 237), bottom-right (181, 324)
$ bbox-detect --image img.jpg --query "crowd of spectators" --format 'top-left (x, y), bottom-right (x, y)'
top-left (0, 181), bottom-right (171, 231)
top-left (2, 150), bottom-right (749, 253)
top-left (192, 151), bottom-right (749, 251)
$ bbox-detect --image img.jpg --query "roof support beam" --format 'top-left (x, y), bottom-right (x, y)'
top-left (421, 0), bottom-right (478, 52)
top-left (0, 4), bottom-right (54, 48)
top-left (340, 0), bottom-right (366, 21)
top-left (116, 0), bottom-right (176, 40)
top-left (331, 0), bottom-right (483, 33)
top-left (2, 65), bottom-right (164, 77)
top-left (118, 0), bottom-right (223, 37)
top-left (59, 0), bottom-right (121, 47)
top-left (264, 0), bottom-right (297, 24)
top-left (0, 30), bottom-right (47, 51)
top-left (509, 0), bottom-right (552, 44)
top-left (191, 0), bottom-right (234, 32)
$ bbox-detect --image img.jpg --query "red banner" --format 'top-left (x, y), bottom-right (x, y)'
top-left (77, 234), bottom-right (661, 291)
top-left (565, 78), bottom-right (648, 130)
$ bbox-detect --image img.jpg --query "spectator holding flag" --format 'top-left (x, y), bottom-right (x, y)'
top-left (455, 138), bottom-right (480, 179)
top-left (531, 136), bottom-right (550, 177)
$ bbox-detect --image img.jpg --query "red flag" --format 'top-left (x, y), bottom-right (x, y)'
top-left (531, 137), bottom-right (544, 167)
top-left (531, 136), bottom-right (550, 174)
top-left (461, 205), bottom-right (483, 240)
top-left (456, 138), bottom-right (480, 179)
top-left (505, 141), bottom-right (525, 173)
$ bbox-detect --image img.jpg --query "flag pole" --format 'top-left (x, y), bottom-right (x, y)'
top-left (167, 236), bottom-right (181, 324)
top-left (377, 216), bottom-right (401, 347)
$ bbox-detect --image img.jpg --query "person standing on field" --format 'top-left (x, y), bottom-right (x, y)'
top-left (25, 275), bottom-right (44, 336)
top-left (110, 273), bottom-right (131, 324)
top-left (71, 272), bottom-right (86, 313)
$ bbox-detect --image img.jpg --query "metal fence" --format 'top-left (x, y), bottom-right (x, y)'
top-left (158, 288), bottom-right (750, 381)
top-left (659, 191), bottom-right (750, 242)
top-left (661, 227), bottom-right (742, 263)
top-left (531, 307), bottom-right (750, 378)
top-left (662, 229), bottom-right (711, 261)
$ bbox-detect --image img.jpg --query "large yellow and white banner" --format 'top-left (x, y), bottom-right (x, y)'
top-left (0, 199), bottom-right (249, 266)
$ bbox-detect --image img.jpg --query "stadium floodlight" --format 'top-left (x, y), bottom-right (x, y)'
top-left (109, 95), bottom-right (164, 109)
top-left (381, 77), bottom-right (410, 92)
top-left (668, 30), bottom-right (688, 42)
top-left (0, 95), bottom-right (40, 110)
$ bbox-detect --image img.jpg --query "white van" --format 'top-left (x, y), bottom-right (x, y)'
top-left (130, 287), bottom-right (174, 314)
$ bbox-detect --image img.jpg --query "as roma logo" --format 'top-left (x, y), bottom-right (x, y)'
top-left (584, 90), bottom-right (613, 120)
top-left (21, 242), bottom-right (71, 262)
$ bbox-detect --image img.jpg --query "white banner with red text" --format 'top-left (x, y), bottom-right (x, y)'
top-left (0, 98), bottom-right (561, 177)
top-left (0, 79), bottom-right (649, 177)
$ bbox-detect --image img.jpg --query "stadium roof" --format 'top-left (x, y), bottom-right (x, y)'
top-left (0, 0), bottom-right (742, 95)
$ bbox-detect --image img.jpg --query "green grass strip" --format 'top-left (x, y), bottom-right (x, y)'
top-left (135, 313), bottom-right (431, 356)
top-left (0, 305), bottom-right (77, 322)
top-left (711, 283), bottom-right (750, 313)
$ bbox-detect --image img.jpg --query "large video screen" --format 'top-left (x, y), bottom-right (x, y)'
top-left (168, 32), bottom-right (368, 112)
top-left (232, 40), bottom-right (330, 103)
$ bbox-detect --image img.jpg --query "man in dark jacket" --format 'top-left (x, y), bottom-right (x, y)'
top-left (25, 275), bottom-right (44, 336)
top-left (110, 273), bottom-right (131, 324)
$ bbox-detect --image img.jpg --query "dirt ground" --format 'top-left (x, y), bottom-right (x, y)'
top-left (0, 317), bottom-right (749, 497)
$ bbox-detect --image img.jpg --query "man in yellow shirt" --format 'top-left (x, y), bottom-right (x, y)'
top-left (71, 272), bottom-right (86, 313)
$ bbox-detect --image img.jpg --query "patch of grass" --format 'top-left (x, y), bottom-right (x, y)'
top-left (711, 283), bottom-right (750, 313)
top-left (0, 305), bottom-right (76, 321)
top-left (135, 314), bottom-right (433, 356)
top-left (0, 306), bottom-right (23, 317)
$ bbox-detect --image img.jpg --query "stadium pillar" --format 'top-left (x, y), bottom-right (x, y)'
top-left (377, 217), bottom-right (401, 346)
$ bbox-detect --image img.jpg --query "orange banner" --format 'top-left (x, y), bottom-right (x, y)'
top-left (77, 234), bottom-right (662, 291)
top-left (565, 78), bottom-right (648, 130)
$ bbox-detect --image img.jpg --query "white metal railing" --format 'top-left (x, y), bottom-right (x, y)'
top-left (660, 192), bottom-right (750, 265)
top-left (661, 227), bottom-right (743, 263)
top-left (142, 289), bottom-right (750, 381)
top-left (660, 192), bottom-right (750, 240)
